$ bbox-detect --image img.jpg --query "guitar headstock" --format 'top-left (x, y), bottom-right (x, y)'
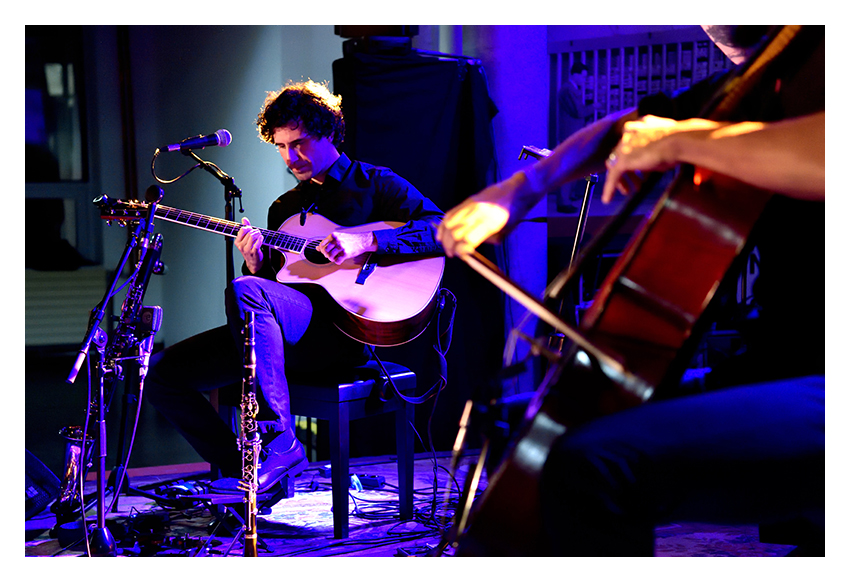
top-left (95, 195), bottom-right (150, 224)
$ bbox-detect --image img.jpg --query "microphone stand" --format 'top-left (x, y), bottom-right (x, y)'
top-left (556, 173), bottom-right (597, 328)
top-left (52, 219), bottom-right (142, 533)
top-left (150, 144), bottom-right (242, 283)
top-left (106, 242), bottom-right (163, 507)
top-left (184, 150), bottom-right (243, 282)
top-left (104, 187), bottom-right (165, 507)
top-left (65, 221), bottom-right (144, 557)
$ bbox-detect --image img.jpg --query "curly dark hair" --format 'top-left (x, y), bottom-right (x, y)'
top-left (256, 80), bottom-right (345, 147)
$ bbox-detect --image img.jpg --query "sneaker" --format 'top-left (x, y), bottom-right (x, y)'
top-left (210, 431), bottom-right (308, 495)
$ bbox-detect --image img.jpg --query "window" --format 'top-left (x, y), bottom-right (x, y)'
top-left (25, 25), bottom-right (88, 183)
top-left (25, 25), bottom-right (103, 269)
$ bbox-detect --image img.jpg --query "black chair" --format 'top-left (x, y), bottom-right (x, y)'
top-left (288, 360), bottom-right (416, 539)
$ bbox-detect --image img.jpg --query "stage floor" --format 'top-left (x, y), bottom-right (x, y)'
top-left (25, 451), bottom-right (802, 558)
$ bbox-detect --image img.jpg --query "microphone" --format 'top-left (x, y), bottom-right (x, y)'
top-left (162, 129), bottom-right (232, 152)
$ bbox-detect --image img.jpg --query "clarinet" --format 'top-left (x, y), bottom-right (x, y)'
top-left (239, 311), bottom-right (261, 557)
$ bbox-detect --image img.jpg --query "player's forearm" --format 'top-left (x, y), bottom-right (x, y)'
top-left (673, 112), bottom-right (825, 200)
top-left (523, 109), bottom-right (638, 201)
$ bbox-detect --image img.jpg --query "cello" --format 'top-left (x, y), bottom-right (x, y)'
top-left (448, 25), bottom-right (817, 556)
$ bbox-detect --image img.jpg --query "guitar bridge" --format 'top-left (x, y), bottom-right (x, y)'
top-left (355, 254), bottom-right (377, 285)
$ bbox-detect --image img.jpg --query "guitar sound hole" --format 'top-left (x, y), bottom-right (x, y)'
top-left (304, 244), bottom-right (330, 265)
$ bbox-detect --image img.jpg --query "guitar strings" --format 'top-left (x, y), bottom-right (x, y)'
top-left (154, 204), bottom-right (323, 253)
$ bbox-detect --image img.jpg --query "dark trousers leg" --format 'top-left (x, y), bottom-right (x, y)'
top-left (147, 276), bottom-right (366, 474)
top-left (225, 276), bottom-right (317, 435)
top-left (540, 376), bottom-right (825, 556)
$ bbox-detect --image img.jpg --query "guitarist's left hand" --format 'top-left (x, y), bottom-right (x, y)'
top-left (236, 217), bottom-right (266, 274)
top-left (318, 231), bottom-right (378, 265)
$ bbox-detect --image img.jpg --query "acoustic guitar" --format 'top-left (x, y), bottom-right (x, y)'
top-left (96, 195), bottom-right (445, 347)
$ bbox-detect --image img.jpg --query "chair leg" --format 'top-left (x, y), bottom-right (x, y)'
top-left (329, 403), bottom-right (350, 539)
top-left (395, 400), bottom-right (415, 521)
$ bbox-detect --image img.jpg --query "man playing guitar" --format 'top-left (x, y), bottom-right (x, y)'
top-left (146, 80), bottom-right (443, 495)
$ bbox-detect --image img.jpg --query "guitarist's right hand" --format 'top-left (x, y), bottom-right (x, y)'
top-left (236, 217), bottom-right (265, 274)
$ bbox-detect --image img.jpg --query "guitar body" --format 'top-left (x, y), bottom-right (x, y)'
top-left (273, 213), bottom-right (445, 347)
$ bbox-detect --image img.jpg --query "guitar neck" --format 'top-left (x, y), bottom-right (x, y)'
top-left (153, 204), bottom-right (308, 253)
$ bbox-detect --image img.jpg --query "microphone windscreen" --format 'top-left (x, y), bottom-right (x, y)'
top-left (215, 129), bottom-right (233, 147)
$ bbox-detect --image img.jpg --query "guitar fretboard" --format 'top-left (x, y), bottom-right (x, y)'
top-left (153, 204), bottom-right (314, 253)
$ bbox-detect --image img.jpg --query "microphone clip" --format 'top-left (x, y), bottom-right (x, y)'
top-left (300, 202), bottom-right (316, 226)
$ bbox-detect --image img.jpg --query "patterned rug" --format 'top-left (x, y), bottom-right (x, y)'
top-left (24, 455), bottom-right (798, 558)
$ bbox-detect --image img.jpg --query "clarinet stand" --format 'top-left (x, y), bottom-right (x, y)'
top-left (65, 194), bottom-right (163, 556)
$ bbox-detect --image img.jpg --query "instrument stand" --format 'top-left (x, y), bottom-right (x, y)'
top-left (162, 483), bottom-right (288, 556)
top-left (64, 194), bottom-right (164, 556)
top-left (88, 321), bottom-right (159, 554)
top-left (201, 504), bottom-right (248, 556)
top-left (173, 312), bottom-right (277, 557)
top-left (195, 496), bottom-right (273, 557)
top-left (61, 222), bottom-right (143, 556)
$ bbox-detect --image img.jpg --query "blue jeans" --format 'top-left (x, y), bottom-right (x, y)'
top-left (145, 276), bottom-right (366, 475)
top-left (539, 375), bottom-right (825, 555)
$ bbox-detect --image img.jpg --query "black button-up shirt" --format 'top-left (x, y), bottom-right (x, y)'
top-left (245, 153), bottom-right (444, 279)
